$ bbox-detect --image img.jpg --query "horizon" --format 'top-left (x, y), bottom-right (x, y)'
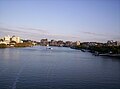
top-left (0, 0), bottom-right (120, 42)
top-left (0, 35), bottom-right (118, 43)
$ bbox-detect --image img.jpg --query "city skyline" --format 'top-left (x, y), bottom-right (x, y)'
top-left (0, 0), bottom-right (120, 42)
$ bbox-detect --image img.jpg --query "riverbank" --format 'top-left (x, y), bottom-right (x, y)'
top-left (71, 45), bottom-right (120, 58)
top-left (0, 42), bottom-right (34, 48)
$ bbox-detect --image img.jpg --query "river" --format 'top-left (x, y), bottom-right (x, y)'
top-left (0, 46), bottom-right (120, 89)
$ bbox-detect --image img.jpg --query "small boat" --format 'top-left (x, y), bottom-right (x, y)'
top-left (47, 47), bottom-right (53, 49)
top-left (46, 47), bottom-right (53, 50)
top-left (46, 44), bottom-right (53, 50)
top-left (81, 49), bottom-right (85, 52)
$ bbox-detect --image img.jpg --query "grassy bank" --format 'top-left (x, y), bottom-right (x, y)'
top-left (73, 45), bottom-right (120, 54)
top-left (0, 44), bottom-right (7, 48)
top-left (0, 42), bottom-right (33, 48)
top-left (14, 42), bottom-right (33, 47)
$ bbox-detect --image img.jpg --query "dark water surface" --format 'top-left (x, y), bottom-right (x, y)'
top-left (0, 46), bottom-right (120, 89)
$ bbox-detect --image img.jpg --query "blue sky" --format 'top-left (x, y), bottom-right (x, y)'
top-left (0, 0), bottom-right (120, 42)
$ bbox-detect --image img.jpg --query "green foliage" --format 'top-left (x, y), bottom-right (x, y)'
top-left (74, 45), bottom-right (120, 54)
top-left (0, 44), bottom-right (7, 48)
top-left (74, 45), bottom-right (86, 49)
top-left (14, 42), bottom-right (33, 47)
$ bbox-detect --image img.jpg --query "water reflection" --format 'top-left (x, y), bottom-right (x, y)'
top-left (0, 46), bottom-right (120, 89)
top-left (1, 48), bottom-right (21, 60)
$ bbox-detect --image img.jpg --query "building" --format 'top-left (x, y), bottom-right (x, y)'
top-left (107, 40), bottom-right (120, 46)
top-left (0, 35), bottom-right (23, 45)
top-left (0, 41), bottom-right (7, 44)
top-left (40, 39), bottom-right (48, 46)
top-left (11, 36), bottom-right (21, 43)
top-left (115, 41), bottom-right (120, 46)
top-left (49, 40), bottom-right (58, 46)
top-left (107, 40), bottom-right (114, 46)
top-left (64, 41), bottom-right (73, 47)
top-left (75, 41), bottom-right (80, 46)
top-left (57, 40), bottom-right (64, 47)
top-left (89, 42), bottom-right (97, 46)
top-left (4, 35), bottom-right (11, 44)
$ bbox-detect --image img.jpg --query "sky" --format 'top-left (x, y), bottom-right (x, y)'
top-left (0, 0), bottom-right (120, 42)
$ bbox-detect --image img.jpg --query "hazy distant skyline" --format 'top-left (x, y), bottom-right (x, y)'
top-left (0, 0), bottom-right (120, 42)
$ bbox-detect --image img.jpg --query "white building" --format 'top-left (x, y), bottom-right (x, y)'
top-left (116, 41), bottom-right (120, 46)
top-left (76, 41), bottom-right (80, 46)
top-left (0, 41), bottom-right (7, 44)
top-left (11, 36), bottom-right (21, 43)
top-left (4, 35), bottom-right (11, 44)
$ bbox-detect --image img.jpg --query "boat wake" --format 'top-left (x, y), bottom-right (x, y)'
top-left (0, 68), bottom-right (8, 75)
top-left (12, 65), bottom-right (24, 89)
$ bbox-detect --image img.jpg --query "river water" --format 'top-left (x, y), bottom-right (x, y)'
top-left (0, 46), bottom-right (120, 89)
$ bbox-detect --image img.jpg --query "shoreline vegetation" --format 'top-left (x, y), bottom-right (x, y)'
top-left (0, 42), bottom-right (120, 58)
top-left (71, 45), bottom-right (120, 58)
top-left (0, 42), bottom-right (34, 48)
